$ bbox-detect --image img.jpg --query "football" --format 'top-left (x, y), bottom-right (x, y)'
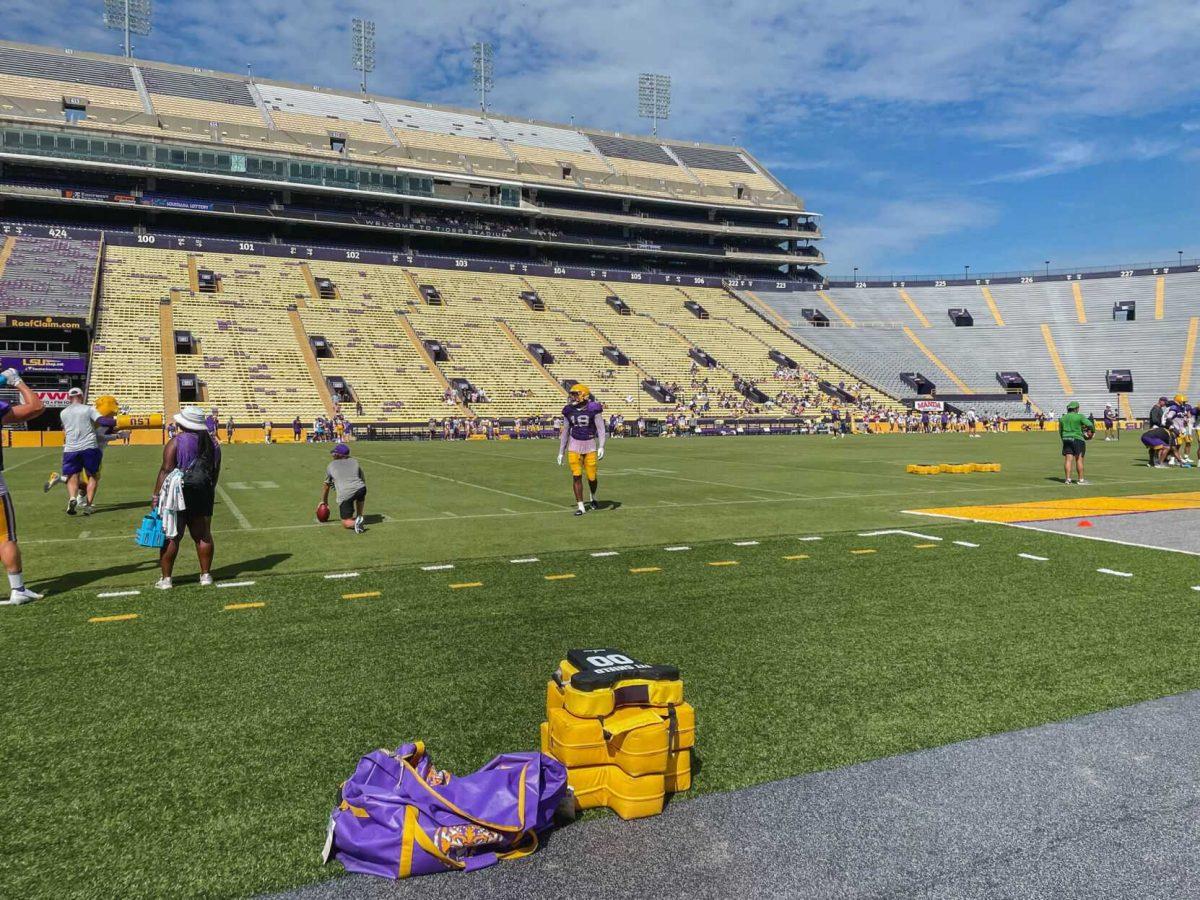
top-left (316, 502), bottom-right (331, 523)
top-left (1083, 426), bottom-right (1095, 441)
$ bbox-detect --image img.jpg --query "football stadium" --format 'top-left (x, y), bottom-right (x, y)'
top-left (1, 7), bottom-right (1198, 897)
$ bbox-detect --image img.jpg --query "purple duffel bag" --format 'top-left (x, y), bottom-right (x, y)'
top-left (325, 741), bottom-right (568, 879)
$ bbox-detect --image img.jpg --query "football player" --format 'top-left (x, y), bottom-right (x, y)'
top-left (1, 367), bottom-right (47, 604)
top-left (557, 384), bottom-right (606, 516)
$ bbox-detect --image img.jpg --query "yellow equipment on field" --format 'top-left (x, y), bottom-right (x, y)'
top-left (540, 649), bottom-right (694, 820)
top-left (115, 413), bottom-right (164, 430)
top-left (907, 462), bottom-right (1001, 475)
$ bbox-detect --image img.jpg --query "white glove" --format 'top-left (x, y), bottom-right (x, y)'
top-left (1, 368), bottom-right (21, 387)
top-left (556, 453), bottom-right (564, 466)
top-left (597, 447), bottom-right (605, 460)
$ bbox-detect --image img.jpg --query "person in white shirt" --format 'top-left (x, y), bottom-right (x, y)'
top-left (0, 367), bottom-right (47, 604)
top-left (46, 388), bottom-right (111, 515)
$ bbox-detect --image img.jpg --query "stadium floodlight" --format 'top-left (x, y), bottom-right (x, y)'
top-left (352, 17), bottom-right (376, 93)
top-left (103, 0), bottom-right (152, 58)
top-left (473, 41), bottom-right (494, 113)
top-left (638, 73), bottom-right (671, 136)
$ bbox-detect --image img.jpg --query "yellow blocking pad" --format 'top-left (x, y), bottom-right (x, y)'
top-left (913, 491), bottom-right (1200, 524)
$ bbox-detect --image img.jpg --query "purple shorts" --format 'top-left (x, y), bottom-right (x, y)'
top-left (62, 448), bottom-right (103, 476)
top-left (1142, 433), bottom-right (1169, 448)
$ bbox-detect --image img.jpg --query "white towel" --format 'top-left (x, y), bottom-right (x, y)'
top-left (158, 469), bottom-right (186, 538)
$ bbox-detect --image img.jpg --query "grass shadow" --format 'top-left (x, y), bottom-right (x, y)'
top-left (36, 558), bottom-right (161, 596)
top-left (210, 553), bottom-right (292, 581)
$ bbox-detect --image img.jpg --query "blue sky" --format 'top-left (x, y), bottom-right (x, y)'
top-left (5, 0), bottom-right (1198, 276)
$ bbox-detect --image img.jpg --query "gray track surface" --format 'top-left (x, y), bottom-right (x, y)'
top-left (274, 692), bottom-right (1200, 900)
top-left (1018, 508), bottom-right (1200, 554)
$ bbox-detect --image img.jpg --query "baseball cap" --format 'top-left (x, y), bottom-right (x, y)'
top-left (67, 387), bottom-right (83, 398)
top-left (1066, 401), bottom-right (1079, 410)
top-left (331, 443), bottom-right (350, 457)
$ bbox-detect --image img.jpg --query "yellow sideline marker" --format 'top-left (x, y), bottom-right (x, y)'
top-left (89, 613), bottom-right (139, 624)
top-left (707, 561), bottom-right (739, 567)
top-left (913, 543), bottom-right (938, 549)
top-left (224, 602), bottom-right (265, 611)
top-left (629, 567), bottom-right (661, 574)
top-left (782, 554), bottom-right (809, 560)
top-left (850, 549), bottom-right (877, 555)
top-left (449, 582), bottom-right (483, 590)
top-left (544, 573), bottom-right (576, 581)
top-left (911, 491), bottom-right (1200, 524)
top-left (342, 591), bottom-right (381, 600)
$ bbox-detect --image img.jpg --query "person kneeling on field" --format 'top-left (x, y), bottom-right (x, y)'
top-left (152, 405), bottom-right (221, 589)
top-left (1058, 401), bottom-right (1094, 485)
top-left (322, 443), bottom-right (366, 533)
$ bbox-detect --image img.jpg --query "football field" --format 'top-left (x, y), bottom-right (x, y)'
top-left (3, 431), bottom-right (1199, 897)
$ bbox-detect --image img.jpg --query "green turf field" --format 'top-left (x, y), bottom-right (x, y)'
top-left (3, 432), bottom-right (1199, 897)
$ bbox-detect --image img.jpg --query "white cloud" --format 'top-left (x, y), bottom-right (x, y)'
top-left (821, 196), bottom-right (997, 271)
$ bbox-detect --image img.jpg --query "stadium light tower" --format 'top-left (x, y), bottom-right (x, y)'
top-left (473, 41), bottom-right (495, 113)
top-left (103, 0), bottom-right (152, 59)
top-left (638, 73), bottom-right (671, 136)
top-left (352, 17), bottom-right (376, 94)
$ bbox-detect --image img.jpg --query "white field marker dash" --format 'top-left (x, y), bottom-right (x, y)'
top-left (1097, 568), bottom-right (1133, 578)
top-left (953, 541), bottom-right (980, 548)
top-left (511, 558), bottom-right (540, 564)
top-left (664, 546), bottom-right (691, 552)
top-left (216, 580), bottom-right (256, 588)
top-left (798, 536), bottom-right (823, 542)
top-left (97, 590), bottom-right (140, 598)
top-left (324, 572), bottom-right (360, 580)
top-left (733, 540), bottom-right (760, 546)
top-left (591, 551), bottom-right (619, 557)
top-left (1018, 553), bottom-right (1049, 562)
top-left (421, 564), bottom-right (455, 571)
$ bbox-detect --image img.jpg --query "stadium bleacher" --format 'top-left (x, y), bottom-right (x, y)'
top-left (85, 243), bottom-right (887, 421)
top-left (753, 268), bottom-right (1200, 418)
top-left (0, 40), bottom-right (798, 209)
top-left (0, 233), bottom-right (98, 318)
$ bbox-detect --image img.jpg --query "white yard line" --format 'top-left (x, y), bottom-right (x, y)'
top-left (420, 564), bottom-right (454, 571)
top-left (858, 529), bottom-right (942, 541)
top-left (733, 540), bottom-right (760, 546)
top-left (1018, 553), bottom-right (1049, 561)
top-left (216, 580), bottom-right (256, 588)
top-left (664, 546), bottom-right (691, 551)
top-left (906, 509), bottom-right (1200, 558)
top-left (97, 589), bottom-right (140, 598)
top-left (590, 551), bottom-right (619, 557)
top-left (1, 450), bottom-right (54, 472)
top-left (510, 557), bottom-right (540, 564)
top-left (1096, 568), bottom-right (1133, 577)
top-left (324, 572), bottom-right (360, 579)
top-left (215, 484), bottom-right (252, 530)
top-left (953, 540), bottom-right (980, 548)
top-left (356, 455), bottom-right (569, 509)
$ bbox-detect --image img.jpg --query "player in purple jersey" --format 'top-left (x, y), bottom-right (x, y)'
top-left (557, 384), bottom-right (606, 516)
top-left (0, 367), bottom-right (47, 604)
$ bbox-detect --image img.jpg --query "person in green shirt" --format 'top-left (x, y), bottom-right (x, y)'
top-left (1058, 401), bottom-right (1094, 485)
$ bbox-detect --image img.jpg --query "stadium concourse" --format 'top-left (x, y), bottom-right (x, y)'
top-left (1, 33), bottom-right (1200, 900)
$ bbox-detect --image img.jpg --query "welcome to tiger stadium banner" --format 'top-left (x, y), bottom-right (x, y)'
top-left (913, 399), bottom-right (945, 412)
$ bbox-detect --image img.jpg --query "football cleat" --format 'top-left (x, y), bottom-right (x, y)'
top-left (2, 587), bottom-right (42, 605)
top-left (354, 516), bottom-right (365, 534)
top-left (198, 574), bottom-right (214, 587)
top-left (66, 497), bottom-right (77, 516)
top-left (155, 577), bottom-right (173, 590)
top-left (43, 472), bottom-right (61, 493)
top-left (574, 508), bottom-right (585, 516)
top-left (81, 503), bottom-right (94, 516)
top-left (587, 500), bottom-right (599, 510)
